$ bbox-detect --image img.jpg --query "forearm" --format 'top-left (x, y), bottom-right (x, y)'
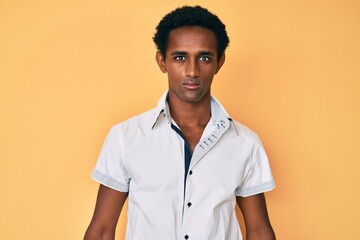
top-left (237, 194), bottom-right (276, 240)
top-left (84, 226), bottom-right (115, 240)
top-left (246, 226), bottom-right (276, 240)
top-left (84, 185), bottom-right (127, 240)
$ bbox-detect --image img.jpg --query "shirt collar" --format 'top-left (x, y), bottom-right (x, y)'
top-left (151, 91), bottom-right (235, 133)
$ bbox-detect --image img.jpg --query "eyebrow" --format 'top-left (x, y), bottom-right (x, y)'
top-left (171, 51), bottom-right (187, 56)
top-left (170, 51), bottom-right (215, 56)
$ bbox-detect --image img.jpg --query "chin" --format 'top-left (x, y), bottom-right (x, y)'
top-left (181, 94), bottom-right (206, 104)
top-left (170, 89), bottom-right (209, 104)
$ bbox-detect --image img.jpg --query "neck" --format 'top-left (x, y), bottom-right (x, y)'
top-left (167, 94), bottom-right (211, 128)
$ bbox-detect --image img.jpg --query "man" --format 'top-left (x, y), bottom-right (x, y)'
top-left (84, 6), bottom-right (275, 240)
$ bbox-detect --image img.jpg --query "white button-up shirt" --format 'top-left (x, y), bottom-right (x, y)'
top-left (91, 92), bottom-right (275, 240)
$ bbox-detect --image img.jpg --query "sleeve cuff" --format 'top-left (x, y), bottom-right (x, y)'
top-left (91, 169), bottom-right (129, 192)
top-left (236, 180), bottom-right (275, 197)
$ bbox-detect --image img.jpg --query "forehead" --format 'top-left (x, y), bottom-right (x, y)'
top-left (167, 26), bottom-right (217, 54)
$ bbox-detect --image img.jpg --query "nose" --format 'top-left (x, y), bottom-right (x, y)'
top-left (185, 59), bottom-right (200, 78)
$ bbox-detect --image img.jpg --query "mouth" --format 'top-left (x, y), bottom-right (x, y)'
top-left (183, 79), bottom-right (201, 90)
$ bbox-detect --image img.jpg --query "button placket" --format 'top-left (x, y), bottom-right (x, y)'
top-left (183, 170), bottom-right (193, 215)
top-left (185, 166), bottom-right (193, 211)
top-left (181, 117), bottom-right (229, 240)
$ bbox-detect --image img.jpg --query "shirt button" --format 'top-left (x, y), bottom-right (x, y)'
top-left (189, 170), bottom-right (193, 175)
top-left (185, 235), bottom-right (189, 239)
top-left (187, 202), bottom-right (192, 207)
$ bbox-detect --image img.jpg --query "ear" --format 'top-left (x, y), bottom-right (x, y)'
top-left (156, 51), bottom-right (167, 73)
top-left (215, 54), bottom-right (225, 74)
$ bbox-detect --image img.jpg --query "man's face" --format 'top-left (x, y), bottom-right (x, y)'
top-left (156, 26), bottom-right (225, 105)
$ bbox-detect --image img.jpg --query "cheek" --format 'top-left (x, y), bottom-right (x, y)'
top-left (166, 72), bottom-right (180, 85)
top-left (204, 68), bottom-right (218, 79)
top-left (167, 68), bottom-right (183, 78)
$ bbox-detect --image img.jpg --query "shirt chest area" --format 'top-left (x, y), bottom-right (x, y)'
top-left (122, 127), bottom-right (250, 195)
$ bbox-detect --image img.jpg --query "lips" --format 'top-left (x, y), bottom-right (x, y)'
top-left (183, 79), bottom-right (201, 90)
top-left (183, 83), bottom-right (201, 90)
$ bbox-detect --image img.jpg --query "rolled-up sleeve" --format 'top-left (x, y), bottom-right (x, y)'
top-left (91, 126), bottom-right (130, 192)
top-left (235, 139), bottom-right (275, 197)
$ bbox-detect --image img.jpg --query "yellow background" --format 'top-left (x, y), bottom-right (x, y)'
top-left (1, 0), bottom-right (359, 239)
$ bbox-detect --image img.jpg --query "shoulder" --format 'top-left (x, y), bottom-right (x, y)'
top-left (108, 107), bottom-right (160, 137)
top-left (229, 119), bottom-right (264, 148)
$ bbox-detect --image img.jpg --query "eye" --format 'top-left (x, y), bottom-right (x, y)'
top-left (199, 56), bottom-right (211, 62)
top-left (174, 56), bottom-right (186, 61)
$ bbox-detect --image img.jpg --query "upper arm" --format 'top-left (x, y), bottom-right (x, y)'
top-left (237, 193), bottom-right (276, 240)
top-left (84, 184), bottom-right (128, 240)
